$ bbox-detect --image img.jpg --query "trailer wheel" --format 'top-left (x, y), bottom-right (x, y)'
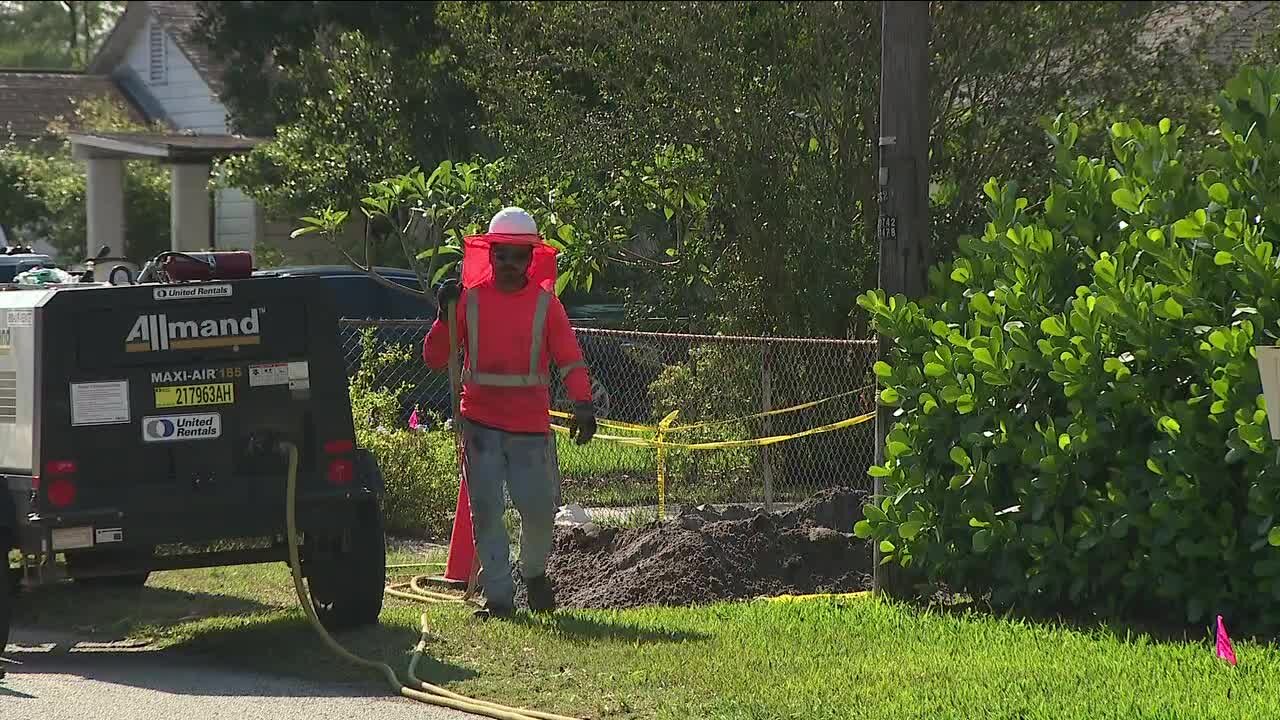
top-left (305, 499), bottom-right (385, 631)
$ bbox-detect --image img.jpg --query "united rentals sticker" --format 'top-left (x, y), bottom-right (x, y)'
top-left (125, 309), bottom-right (262, 353)
top-left (154, 284), bottom-right (233, 301)
top-left (141, 413), bottom-right (222, 442)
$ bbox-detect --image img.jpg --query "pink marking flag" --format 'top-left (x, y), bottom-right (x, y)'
top-left (409, 407), bottom-right (421, 430)
top-left (1216, 615), bottom-right (1238, 666)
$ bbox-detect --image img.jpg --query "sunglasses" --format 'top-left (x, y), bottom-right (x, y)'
top-left (491, 245), bottom-right (533, 264)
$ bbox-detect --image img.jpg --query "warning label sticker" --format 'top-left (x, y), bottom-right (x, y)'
top-left (71, 380), bottom-right (130, 426)
top-left (52, 526), bottom-right (94, 550)
top-left (249, 362), bottom-right (289, 387)
top-left (288, 361), bottom-right (310, 391)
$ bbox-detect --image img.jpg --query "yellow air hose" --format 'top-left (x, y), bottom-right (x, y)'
top-left (281, 440), bottom-right (582, 720)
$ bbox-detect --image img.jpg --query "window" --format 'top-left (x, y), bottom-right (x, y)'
top-left (148, 22), bottom-right (166, 84)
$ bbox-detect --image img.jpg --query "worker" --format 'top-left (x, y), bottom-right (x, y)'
top-left (423, 206), bottom-right (597, 620)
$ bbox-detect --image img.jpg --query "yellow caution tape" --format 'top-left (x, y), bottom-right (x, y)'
top-left (762, 591), bottom-right (873, 603)
top-left (548, 409), bottom-right (655, 433)
top-left (654, 410), bottom-right (679, 518)
top-left (550, 411), bottom-right (875, 451)
top-left (549, 400), bottom-right (873, 524)
top-left (548, 385), bottom-right (872, 435)
top-left (671, 386), bottom-right (871, 433)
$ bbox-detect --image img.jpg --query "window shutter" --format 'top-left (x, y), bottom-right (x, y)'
top-left (148, 22), bottom-right (166, 84)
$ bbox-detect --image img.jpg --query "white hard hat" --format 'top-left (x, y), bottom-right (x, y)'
top-left (488, 206), bottom-right (539, 235)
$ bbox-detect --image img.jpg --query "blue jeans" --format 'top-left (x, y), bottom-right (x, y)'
top-left (463, 420), bottom-right (558, 608)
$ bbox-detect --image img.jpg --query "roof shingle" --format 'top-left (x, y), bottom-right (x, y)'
top-left (0, 70), bottom-right (146, 141)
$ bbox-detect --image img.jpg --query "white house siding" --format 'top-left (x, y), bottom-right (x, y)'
top-left (123, 17), bottom-right (257, 254)
top-left (260, 211), bottom-right (364, 267)
top-left (125, 19), bottom-right (225, 132)
top-left (213, 188), bottom-right (255, 252)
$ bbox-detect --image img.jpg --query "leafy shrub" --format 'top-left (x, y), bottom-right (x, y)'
top-left (347, 327), bottom-right (416, 430)
top-left (857, 66), bottom-right (1280, 628)
top-left (648, 345), bottom-right (760, 499)
top-left (357, 425), bottom-right (458, 537)
top-left (349, 327), bottom-right (459, 537)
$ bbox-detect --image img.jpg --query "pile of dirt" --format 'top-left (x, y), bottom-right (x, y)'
top-left (534, 486), bottom-right (872, 610)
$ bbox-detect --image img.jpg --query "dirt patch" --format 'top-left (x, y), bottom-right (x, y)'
top-left (533, 486), bottom-right (872, 610)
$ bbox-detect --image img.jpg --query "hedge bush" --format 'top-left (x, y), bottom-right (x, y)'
top-left (349, 327), bottom-right (459, 538)
top-left (857, 66), bottom-right (1280, 629)
top-left (357, 425), bottom-right (458, 537)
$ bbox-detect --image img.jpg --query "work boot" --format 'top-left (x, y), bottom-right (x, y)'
top-left (525, 574), bottom-right (556, 613)
top-left (473, 600), bottom-right (515, 621)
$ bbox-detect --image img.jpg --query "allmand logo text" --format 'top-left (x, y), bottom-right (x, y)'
top-left (125, 309), bottom-right (263, 352)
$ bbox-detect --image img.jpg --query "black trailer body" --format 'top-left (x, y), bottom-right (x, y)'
top-left (1, 275), bottom-right (387, 643)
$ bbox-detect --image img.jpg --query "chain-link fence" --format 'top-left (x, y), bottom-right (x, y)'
top-left (339, 319), bottom-right (878, 515)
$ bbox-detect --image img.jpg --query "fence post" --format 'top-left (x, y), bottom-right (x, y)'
top-left (761, 342), bottom-right (774, 512)
top-left (656, 410), bottom-right (679, 520)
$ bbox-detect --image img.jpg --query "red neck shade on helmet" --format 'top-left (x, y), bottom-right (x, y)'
top-left (460, 233), bottom-right (558, 291)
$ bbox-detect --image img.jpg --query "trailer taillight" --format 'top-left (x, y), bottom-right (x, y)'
top-left (42, 459), bottom-right (78, 508)
top-left (324, 439), bottom-right (354, 455)
top-left (45, 460), bottom-right (76, 474)
top-left (324, 439), bottom-right (354, 486)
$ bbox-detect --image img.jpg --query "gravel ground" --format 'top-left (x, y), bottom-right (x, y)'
top-left (2, 628), bottom-right (480, 720)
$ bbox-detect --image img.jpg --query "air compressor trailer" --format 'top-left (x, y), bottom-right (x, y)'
top-left (0, 257), bottom-right (388, 653)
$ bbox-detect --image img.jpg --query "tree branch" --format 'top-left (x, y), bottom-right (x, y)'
top-left (396, 210), bottom-right (430, 293)
top-left (616, 245), bottom-right (680, 267)
top-left (325, 232), bottom-right (434, 307)
top-left (417, 209), bottom-right (448, 292)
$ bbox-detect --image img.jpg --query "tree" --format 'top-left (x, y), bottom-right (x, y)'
top-left (0, 2), bottom-right (124, 68)
top-left (444, 1), bottom-right (1280, 337)
top-left (196, 1), bottom-right (484, 226)
top-left (203, 1), bottom-right (1280, 338)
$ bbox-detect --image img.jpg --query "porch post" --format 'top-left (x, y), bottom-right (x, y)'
top-left (170, 162), bottom-right (211, 252)
top-left (85, 157), bottom-right (126, 260)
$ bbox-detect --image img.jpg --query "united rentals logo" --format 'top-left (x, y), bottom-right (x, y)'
top-left (126, 308), bottom-right (263, 353)
top-left (142, 413), bottom-right (222, 442)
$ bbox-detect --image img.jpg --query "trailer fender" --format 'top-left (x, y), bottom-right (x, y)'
top-left (355, 449), bottom-right (385, 497)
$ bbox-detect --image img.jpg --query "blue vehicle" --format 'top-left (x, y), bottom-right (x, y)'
top-left (251, 265), bottom-right (661, 424)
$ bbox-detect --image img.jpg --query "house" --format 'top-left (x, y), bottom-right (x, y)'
top-left (84, 0), bottom-right (262, 256)
top-left (0, 0), bottom-right (344, 264)
top-left (1138, 1), bottom-right (1280, 65)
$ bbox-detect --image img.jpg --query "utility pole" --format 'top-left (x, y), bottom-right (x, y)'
top-left (874, 0), bottom-right (931, 595)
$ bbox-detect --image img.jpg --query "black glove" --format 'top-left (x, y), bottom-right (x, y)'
top-left (567, 401), bottom-right (597, 445)
top-left (435, 279), bottom-right (461, 320)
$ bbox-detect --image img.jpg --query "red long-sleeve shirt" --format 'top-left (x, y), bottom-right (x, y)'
top-left (423, 280), bottom-right (592, 433)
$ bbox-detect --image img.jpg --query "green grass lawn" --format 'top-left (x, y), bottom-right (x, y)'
top-left (12, 543), bottom-right (1280, 720)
